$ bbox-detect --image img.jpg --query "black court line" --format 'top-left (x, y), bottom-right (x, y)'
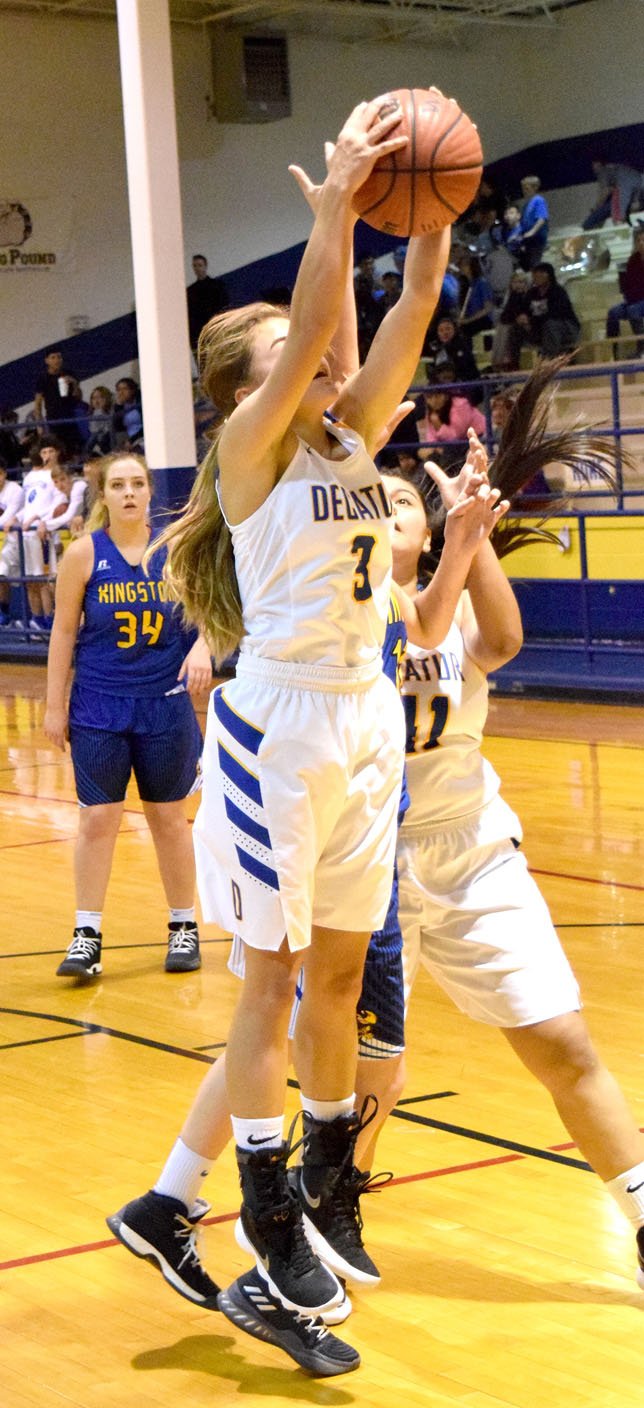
top-left (556, 922), bottom-right (644, 928)
top-left (0, 1006), bottom-right (591, 1174)
top-left (390, 1106), bottom-right (590, 1171)
top-left (0, 934), bottom-right (231, 957)
top-left (397, 1091), bottom-right (457, 1104)
top-left (0, 1031), bottom-right (88, 1052)
top-left (194, 1041), bottom-right (227, 1051)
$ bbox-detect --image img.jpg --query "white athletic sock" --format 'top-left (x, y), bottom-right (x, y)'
top-left (605, 1163), bottom-right (644, 1228)
top-left (154, 1137), bottom-right (214, 1210)
top-left (169, 907), bottom-right (196, 925)
top-left (231, 1115), bottom-right (283, 1151)
top-left (75, 910), bottom-right (102, 934)
top-left (301, 1094), bottom-right (356, 1122)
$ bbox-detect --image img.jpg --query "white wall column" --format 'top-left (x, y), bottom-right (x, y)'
top-left (115, 0), bottom-right (195, 480)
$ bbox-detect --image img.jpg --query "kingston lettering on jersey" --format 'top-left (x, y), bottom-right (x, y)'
top-left (222, 418), bottom-right (393, 669)
top-left (73, 530), bottom-right (190, 698)
top-left (402, 598), bottom-right (512, 830)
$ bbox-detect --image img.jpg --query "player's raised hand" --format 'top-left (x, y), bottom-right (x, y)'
top-left (289, 143), bottom-right (335, 215)
top-left (326, 98), bottom-right (408, 197)
top-left (444, 481), bottom-right (509, 551)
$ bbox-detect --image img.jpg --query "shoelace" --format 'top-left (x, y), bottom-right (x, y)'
top-left (67, 934), bottom-right (100, 960)
top-left (173, 1212), bottom-right (204, 1270)
top-left (294, 1311), bottom-right (329, 1342)
top-left (167, 927), bottom-right (198, 955)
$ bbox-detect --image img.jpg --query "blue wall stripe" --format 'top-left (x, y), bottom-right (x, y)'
top-left (224, 795), bottom-right (272, 850)
top-left (235, 844), bottom-right (280, 891)
top-left (217, 741), bottom-right (263, 806)
top-left (214, 690), bottom-right (264, 755)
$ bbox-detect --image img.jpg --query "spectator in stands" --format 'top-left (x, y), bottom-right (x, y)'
top-left (113, 378), bottom-right (144, 454)
top-left (518, 176), bottom-right (549, 269)
top-left (457, 252), bottom-right (495, 337)
top-left (491, 268), bottom-right (531, 370)
top-left (425, 315), bottom-right (481, 384)
top-left (0, 449), bottom-right (58, 631)
top-left (0, 459), bottom-right (24, 625)
top-left (380, 270), bottom-right (403, 309)
top-left (39, 464), bottom-right (86, 552)
top-left (508, 263), bottom-right (580, 363)
top-left (187, 254), bottom-right (229, 352)
top-left (415, 367), bottom-right (486, 462)
top-left (605, 228), bottom-right (644, 355)
top-left (34, 348), bottom-right (80, 455)
top-left (69, 458), bottom-right (102, 537)
top-left (582, 158), bottom-right (643, 230)
top-left (502, 204), bottom-right (524, 259)
top-left (85, 385), bottom-right (114, 457)
top-left (0, 408), bottom-right (22, 471)
top-left (354, 253), bottom-right (385, 360)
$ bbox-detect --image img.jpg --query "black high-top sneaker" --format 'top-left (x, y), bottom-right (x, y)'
top-left (217, 1266), bottom-right (360, 1377)
top-left (294, 1100), bottom-right (381, 1284)
top-left (106, 1190), bottom-right (220, 1307)
top-left (165, 921), bottom-right (201, 973)
top-left (235, 1143), bottom-right (342, 1315)
top-left (56, 928), bottom-right (102, 979)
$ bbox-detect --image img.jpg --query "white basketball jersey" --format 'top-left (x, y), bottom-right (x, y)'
top-left (401, 595), bottom-right (502, 828)
top-left (226, 417), bottom-right (393, 669)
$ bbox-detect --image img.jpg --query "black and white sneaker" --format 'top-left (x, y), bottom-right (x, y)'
top-left (236, 1143), bottom-right (342, 1315)
top-left (295, 1103), bottom-right (381, 1285)
top-left (217, 1267), bottom-right (360, 1377)
top-left (235, 1215), bottom-right (352, 1325)
top-left (56, 928), bottom-right (102, 979)
top-left (106, 1190), bottom-right (220, 1307)
top-left (165, 921), bottom-right (201, 973)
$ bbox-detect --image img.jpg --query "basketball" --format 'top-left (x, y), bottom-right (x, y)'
top-left (353, 87), bottom-right (483, 237)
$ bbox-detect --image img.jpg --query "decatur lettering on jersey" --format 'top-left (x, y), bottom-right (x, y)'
top-left (404, 651), bottom-right (464, 684)
top-left (311, 481), bottom-right (393, 522)
top-left (97, 579), bottom-right (171, 605)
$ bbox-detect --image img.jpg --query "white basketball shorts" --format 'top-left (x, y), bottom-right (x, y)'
top-left (398, 795), bottom-right (580, 1027)
top-left (193, 654), bottom-right (404, 954)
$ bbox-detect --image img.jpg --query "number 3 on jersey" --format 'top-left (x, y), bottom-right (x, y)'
top-left (403, 693), bottom-right (450, 752)
top-left (351, 534), bottom-right (375, 601)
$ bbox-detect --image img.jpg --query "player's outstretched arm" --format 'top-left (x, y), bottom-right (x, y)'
top-left (335, 225), bottom-right (451, 454)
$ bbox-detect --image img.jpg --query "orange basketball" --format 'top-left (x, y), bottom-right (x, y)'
top-left (353, 88), bottom-right (483, 237)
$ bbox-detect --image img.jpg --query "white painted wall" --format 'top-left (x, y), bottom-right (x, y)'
top-left (1, 0), bottom-right (643, 390)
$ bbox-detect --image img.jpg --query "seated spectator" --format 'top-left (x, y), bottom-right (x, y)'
top-left (39, 465), bottom-right (86, 556)
top-left (85, 385), bottom-right (114, 456)
top-left (415, 371), bottom-right (486, 461)
top-left (113, 377), bottom-right (144, 453)
top-left (491, 269), bottom-right (530, 370)
top-left (518, 176), bottom-right (549, 269)
top-left (425, 315), bottom-right (481, 385)
top-left (507, 264), bottom-right (580, 363)
top-left (380, 271), bottom-right (403, 310)
top-left (0, 459), bottom-right (24, 625)
top-left (605, 228), bottom-right (644, 356)
top-left (0, 408), bottom-right (22, 470)
top-left (457, 253), bottom-right (495, 337)
top-left (582, 157), bottom-right (643, 230)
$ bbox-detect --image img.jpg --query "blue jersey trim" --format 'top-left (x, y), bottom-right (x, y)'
top-left (235, 845), bottom-right (280, 891)
top-left (214, 689), bottom-right (264, 755)
top-left (224, 795), bottom-right (272, 849)
top-left (217, 741), bottom-right (263, 806)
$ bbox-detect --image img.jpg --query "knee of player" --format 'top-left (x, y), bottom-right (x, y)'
top-left (78, 802), bottom-right (122, 840)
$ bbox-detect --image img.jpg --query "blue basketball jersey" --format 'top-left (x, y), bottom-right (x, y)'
top-left (73, 529), bottom-right (188, 698)
top-left (382, 591), bottom-right (409, 819)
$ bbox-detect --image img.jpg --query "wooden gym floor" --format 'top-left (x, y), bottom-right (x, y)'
top-left (1, 663), bottom-right (643, 1408)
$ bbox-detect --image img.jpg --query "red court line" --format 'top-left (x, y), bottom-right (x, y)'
top-left (530, 866), bottom-right (644, 894)
top-left (0, 1142), bottom-right (582, 1273)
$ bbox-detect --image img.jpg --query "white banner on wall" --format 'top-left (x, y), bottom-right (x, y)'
top-left (0, 197), bottom-right (75, 272)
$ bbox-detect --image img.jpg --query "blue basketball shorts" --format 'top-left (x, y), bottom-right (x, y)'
top-left (69, 689), bottom-right (202, 806)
